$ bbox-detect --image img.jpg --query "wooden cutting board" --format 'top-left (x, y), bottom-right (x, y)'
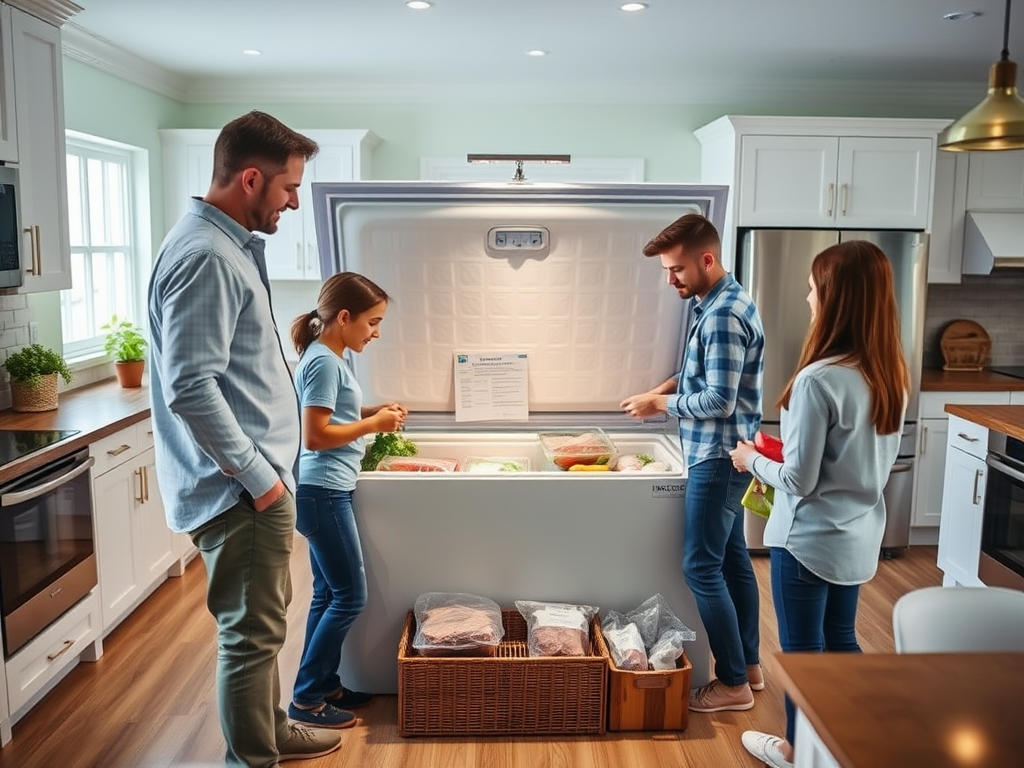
top-left (940, 319), bottom-right (991, 371)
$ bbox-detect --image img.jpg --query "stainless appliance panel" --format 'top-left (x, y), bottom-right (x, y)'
top-left (982, 432), bottom-right (1024, 590)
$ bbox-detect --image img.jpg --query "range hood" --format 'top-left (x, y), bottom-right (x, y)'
top-left (963, 212), bottom-right (1024, 273)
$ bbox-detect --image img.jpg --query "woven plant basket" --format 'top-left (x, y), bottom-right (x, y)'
top-left (10, 372), bottom-right (59, 412)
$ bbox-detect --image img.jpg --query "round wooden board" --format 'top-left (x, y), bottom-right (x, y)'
top-left (940, 319), bottom-right (991, 371)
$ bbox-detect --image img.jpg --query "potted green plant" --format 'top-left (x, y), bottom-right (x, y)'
top-left (102, 315), bottom-right (149, 388)
top-left (2, 344), bottom-right (73, 412)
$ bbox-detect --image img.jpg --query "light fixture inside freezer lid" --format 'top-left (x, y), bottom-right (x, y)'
top-left (466, 153), bottom-right (571, 183)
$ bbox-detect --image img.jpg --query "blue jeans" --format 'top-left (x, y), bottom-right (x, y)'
top-left (190, 490), bottom-right (295, 768)
top-left (770, 547), bottom-right (862, 745)
top-left (683, 457), bottom-right (760, 687)
top-left (292, 485), bottom-right (368, 706)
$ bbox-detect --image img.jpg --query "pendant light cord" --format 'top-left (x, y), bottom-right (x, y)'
top-left (1002, 0), bottom-right (1012, 60)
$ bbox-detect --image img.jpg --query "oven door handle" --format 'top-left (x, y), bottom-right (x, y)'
top-left (1, 456), bottom-right (95, 506)
top-left (987, 453), bottom-right (1024, 484)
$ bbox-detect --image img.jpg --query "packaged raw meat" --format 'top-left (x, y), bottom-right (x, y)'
top-left (413, 592), bottom-right (505, 656)
top-left (515, 600), bottom-right (599, 657)
top-left (375, 456), bottom-right (459, 472)
top-left (601, 612), bottom-right (649, 670)
top-left (538, 428), bottom-right (617, 470)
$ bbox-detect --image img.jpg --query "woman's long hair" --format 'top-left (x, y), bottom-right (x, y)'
top-left (290, 272), bottom-right (390, 357)
top-left (776, 240), bottom-right (908, 435)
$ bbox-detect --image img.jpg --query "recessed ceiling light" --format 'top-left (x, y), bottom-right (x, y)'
top-left (406, 1), bottom-right (432, 9)
top-left (242, 49), bottom-right (262, 56)
top-left (621, 3), bottom-right (648, 11)
top-left (942, 11), bottom-right (979, 21)
top-left (525, 49), bottom-right (547, 57)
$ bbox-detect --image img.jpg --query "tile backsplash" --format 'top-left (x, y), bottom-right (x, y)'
top-left (924, 271), bottom-right (1024, 369)
top-left (0, 293), bottom-right (35, 411)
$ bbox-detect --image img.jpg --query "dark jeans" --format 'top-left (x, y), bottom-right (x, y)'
top-left (683, 457), bottom-right (761, 686)
top-left (292, 485), bottom-right (368, 706)
top-left (770, 546), bottom-right (862, 745)
top-left (191, 490), bottom-right (295, 768)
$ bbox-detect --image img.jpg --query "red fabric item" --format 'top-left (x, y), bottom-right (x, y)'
top-left (754, 431), bottom-right (784, 462)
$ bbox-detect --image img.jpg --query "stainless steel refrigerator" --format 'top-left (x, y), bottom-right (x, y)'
top-left (736, 229), bottom-right (928, 555)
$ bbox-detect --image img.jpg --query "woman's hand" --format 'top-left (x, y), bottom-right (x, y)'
top-left (729, 440), bottom-right (759, 473)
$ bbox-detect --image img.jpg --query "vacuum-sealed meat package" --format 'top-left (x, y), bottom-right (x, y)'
top-left (413, 592), bottom-right (504, 656)
top-left (515, 600), bottom-right (599, 657)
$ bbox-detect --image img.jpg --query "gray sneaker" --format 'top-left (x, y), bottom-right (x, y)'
top-left (277, 723), bottom-right (342, 762)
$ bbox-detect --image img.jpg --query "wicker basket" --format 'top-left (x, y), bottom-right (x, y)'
top-left (10, 373), bottom-right (59, 412)
top-left (398, 608), bottom-right (609, 737)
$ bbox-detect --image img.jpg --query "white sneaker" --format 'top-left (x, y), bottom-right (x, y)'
top-left (741, 730), bottom-right (794, 768)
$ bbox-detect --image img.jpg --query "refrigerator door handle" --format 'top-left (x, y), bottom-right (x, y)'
top-left (826, 182), bottom-right (835, 217)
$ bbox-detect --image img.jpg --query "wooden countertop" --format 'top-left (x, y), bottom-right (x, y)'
top-left (921, 368), bottom-right (1024, 392)
top-left (944, 404), bottom-right (1024, 441)
top-left (0, 379), bottom-right (151, 484)
top-left (773, 651), bottom-right (1024, 768)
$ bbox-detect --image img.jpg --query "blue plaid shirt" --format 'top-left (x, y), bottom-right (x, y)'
top-left (148, 198), bottom-right (300, 533)
top-left (666, 273), bottom-right (764, 467)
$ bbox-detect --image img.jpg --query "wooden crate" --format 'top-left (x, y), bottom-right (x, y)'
top-left (398, 608), bottom-right (608, 737)
top-left (605, 643), bottom-right (692, 731)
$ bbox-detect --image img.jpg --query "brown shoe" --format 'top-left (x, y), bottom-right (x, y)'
top-left (747, 663), bottom-right (765, 691)
top-left (689, 679), bottom-right (754, 712)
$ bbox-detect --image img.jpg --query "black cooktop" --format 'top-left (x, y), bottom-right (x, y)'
top-left (990, 366), bottom-right (1024, 380)
top-left (0, 429), bottom-right (80, 467)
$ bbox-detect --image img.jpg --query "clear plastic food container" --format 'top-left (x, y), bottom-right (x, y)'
top-left (461, 456), bottom-right (531, 473)
top-left (375, 456), bottom-right (460, 472)
top-left (538, 428), bottom-right (617, 470)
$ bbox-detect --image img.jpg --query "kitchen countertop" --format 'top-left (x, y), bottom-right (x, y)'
top-left (0, 379), bottom-right (151, 484)
top-left (921, 368), bottom-right (1024, 392)
top-left (773, 651), bottom-right (1024, 768)
top-left (944, 404), bottom-right (1024, 441)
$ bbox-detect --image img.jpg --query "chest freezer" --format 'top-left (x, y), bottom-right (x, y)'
top-left (311, 181), bottom-right (730, 692)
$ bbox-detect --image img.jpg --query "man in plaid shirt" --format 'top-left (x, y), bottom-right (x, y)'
top-left (621, 213), bottom-right (765, 713)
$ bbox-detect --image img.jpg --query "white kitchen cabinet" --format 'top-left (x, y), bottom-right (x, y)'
top-left (937, 415), bottom-right (989, 587)
top-left (0, 6), bottom-right (18, 163)
top-left (737, 134), bottom-right (933, 229)
top-left (9, 5), bottom-right (71, 292)
top-left (965, 150), bottom-right (1024, 211)
top-left (911, 391), bottom-right (1009, 529)
top-left (92, 419), bottom-right (175, 633)
top-left (1012, 392), bottom-right (1024, 406)
top-left (159, 128), bottom-right (379, 280)
top-left (695, 116), bottom-right (949, 268)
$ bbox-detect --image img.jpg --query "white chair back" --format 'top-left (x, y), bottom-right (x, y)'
top-left (892, 585), bottom-right (1024, 653)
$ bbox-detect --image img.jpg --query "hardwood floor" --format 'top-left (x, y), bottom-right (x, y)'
top-left (0, 540), bottom-right (942, 768)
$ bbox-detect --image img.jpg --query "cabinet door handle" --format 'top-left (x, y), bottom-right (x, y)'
top-left (972, 468), bottom-right (984, 505)
top-left (307, 243), bottom-right (316, 273)
top-left (23, 225), bottom-right (42, 275)
top-left (47, 639), bottom-right (75, 662)
top-left (920, 426), bottom-right (928, 457)
top-left (957, 432), bottom-right (980, 443)
top-left (841, 183), bottom-right (849, 216)
top-left (296, 243), bottom-right (302, 271)
top-left (135, 467), bottom-right (145, 503)
top-left (108, 444), bottom-right (132, 457)
top-left (142, 466), bottom-right (149, 503)
top-left (826, 182), bottom-right (835, 217)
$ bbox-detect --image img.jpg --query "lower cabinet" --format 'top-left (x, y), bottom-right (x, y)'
top-left (92, 420), bottom-right (175, 632)
top-left (936, 415), bottom-right (989, 587)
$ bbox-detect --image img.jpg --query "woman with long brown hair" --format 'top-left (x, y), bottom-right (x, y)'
top-left (729, 240), bottom-right (909, 768)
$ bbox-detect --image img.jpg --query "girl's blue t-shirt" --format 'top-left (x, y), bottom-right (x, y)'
top-left (294, 341), bottom-right (364, 490)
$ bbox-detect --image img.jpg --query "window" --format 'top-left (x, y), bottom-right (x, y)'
top-left (61, 133), bottom-right (150, 359)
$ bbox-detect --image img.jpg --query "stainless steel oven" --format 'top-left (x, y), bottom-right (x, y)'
top-left (0, 446), bottom-right (96, 657)
top-left (980, 432), bottom-right (1024, 592)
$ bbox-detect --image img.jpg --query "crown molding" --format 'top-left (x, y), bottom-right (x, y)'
top-left (6, 0), bottom-right (81, 26)
top-left (61, 22), bottom-right (187, 102)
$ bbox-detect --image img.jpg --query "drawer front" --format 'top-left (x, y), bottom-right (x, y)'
top-left (948, 415), bottom-right (989, 459)
top-left (135, 418), bottom-right (154, 452)
top-left (4, 592), bottom-right (100, 714)
top-left (91, 423), bottom-right (144, 476)
top-left (918, 391), bottom-right (1011, 419)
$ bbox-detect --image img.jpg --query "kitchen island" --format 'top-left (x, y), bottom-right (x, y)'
top-left (774, 651), bottom-right (1024, 768)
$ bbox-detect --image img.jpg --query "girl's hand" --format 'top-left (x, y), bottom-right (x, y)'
top-left (729, 440), bottom-right (758, 473)
top-left (375, 405), bottom-right (405, 432)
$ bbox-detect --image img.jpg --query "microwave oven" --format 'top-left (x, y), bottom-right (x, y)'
top-left (0, 164), bottom-right (23, 290)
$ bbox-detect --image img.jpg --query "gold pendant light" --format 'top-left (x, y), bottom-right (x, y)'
top-left (939, 0), bottom-right (1024, 151)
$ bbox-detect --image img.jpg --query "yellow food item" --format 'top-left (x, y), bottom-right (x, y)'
top-left (568, 464), bottom-right (610, 472)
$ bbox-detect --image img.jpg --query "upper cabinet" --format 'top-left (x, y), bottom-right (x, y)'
top-left (6, 3), bottom-right (72, 292)
top-left (696, 116), bottom-right (949, 268)
top-left (160, 129), bottom-right (379, 281)
top-left (0, 6), bottom-right (18, 163)
top-left (927, 149), bottom-right (1024, 284)
top-left (737, 135), bottom-right (933, 229)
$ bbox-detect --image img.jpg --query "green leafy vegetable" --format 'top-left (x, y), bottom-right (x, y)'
top-left (636, 453), bottom-right (655, 467)
top-left (361, 431), bottom-right (418, 472)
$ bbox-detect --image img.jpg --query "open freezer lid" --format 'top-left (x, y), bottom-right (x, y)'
top-left (312, 182), bottom-right (729, 427)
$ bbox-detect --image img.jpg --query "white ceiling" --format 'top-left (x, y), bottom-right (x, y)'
top-left (61, 0), bottom-right (1024, 106)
